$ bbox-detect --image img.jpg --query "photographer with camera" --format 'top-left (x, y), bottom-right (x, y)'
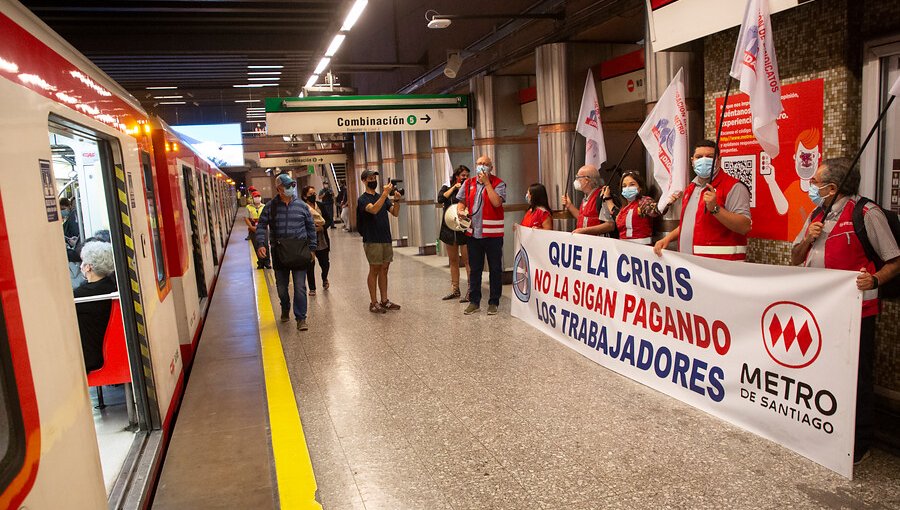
top-left (358, 170), bottom-right (402, 314)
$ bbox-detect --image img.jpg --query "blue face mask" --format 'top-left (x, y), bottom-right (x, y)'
top-left (477, 165), bottom-right (489, 175)
top-left (283, 186), bottom-right (297, 198)
top-left (621, 186), bottom-right (639, 201)
top-left (61, 209), bottom-right (70, 219)
top-left (693, 157), bottom-right (714, 179)
top-left (808, 184), bottom-right (832, 207)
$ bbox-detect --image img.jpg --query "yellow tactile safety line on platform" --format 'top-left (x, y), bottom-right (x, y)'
top-left (249, 241), bottom-right (322, 509)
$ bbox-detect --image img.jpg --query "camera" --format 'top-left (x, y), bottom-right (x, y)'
top-left (389, 178), bottom-right (405, 196)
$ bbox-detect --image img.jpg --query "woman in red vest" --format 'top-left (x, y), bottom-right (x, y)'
top-left (521, 183), bottom-right (553, 230)
top-left (611, 171), bottom-right (680, 245)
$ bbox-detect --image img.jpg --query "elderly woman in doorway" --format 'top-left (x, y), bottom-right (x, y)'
top-left (73, 240), bottom-right (118, 372)
top-left (438, 165), bottom-right (472, 302)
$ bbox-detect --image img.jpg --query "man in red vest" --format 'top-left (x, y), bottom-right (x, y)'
top-left (561, 164), bottom-right (616, 236)
top-left (791, 157), bottom-right (900, 465)
top-left (653, 140), bottom-right (751, 260)
top-left (456, 155), bottom-right (507, 315)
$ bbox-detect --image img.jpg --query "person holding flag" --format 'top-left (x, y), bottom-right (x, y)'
top-left (561, 164), bottom-right (616, 236)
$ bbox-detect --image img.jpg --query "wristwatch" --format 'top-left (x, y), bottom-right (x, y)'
top-left (710, 204), bottom-right (720, 215)
top-left (872, 275), bottom-right (880, 289)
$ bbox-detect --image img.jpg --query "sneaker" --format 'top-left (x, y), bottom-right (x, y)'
top-left (369, 302), bottom-right (387, 314)
top-left (442, 289), bottom-right (461, 301)
top-left (280, 310), bottom-right (290, 323)
top-left (309, 289), bottom-right (317, 296)
top-left (459, 290), bottom-right (470, 303)
top-left (854, 447), bottom-right (871, 465)
top-left (487, 304), bottom-right (498, 315)
top-left (297, 319), bottom-right (309, 331)
top-left (464, 303), bottom-right (480, 315)
top-left (381, 300), bottom-right (401, 310)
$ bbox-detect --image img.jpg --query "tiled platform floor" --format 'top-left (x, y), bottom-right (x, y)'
top-left (282, 229), bottom-right (900, 510)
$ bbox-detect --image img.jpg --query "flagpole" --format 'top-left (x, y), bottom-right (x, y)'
top-left (713, 75), bottom-right (735, 166)
top-left (562, 131), bottom-right (578, 207)
top-left (607, 130), bottom-right (641, 187)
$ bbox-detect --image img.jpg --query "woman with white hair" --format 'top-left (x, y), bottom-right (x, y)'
top-left (73, 240), bottom-right (118, 372)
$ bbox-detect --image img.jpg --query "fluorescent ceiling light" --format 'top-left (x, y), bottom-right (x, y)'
top-left (305, 75), bottom-right (319, 88)
top-left (325, 34), bottom-right (346, 57)
top-left (154, 95), bottom-right (183, 99)
top-left (248, 72), bottom-right (281, 75)
top-left (248, 77), bottom-right (280, 81)
top-left (146, 86), bottom-right (177, 90)
top-left (159, 101), bottom-right (186, 105)
top-left (313, 57), bottom-right (331, 75)
top-left (341, 0), bottom-right (368, 31)
top-left (234, 99), bottom-right (261, 103)
top-left (234, 84), bottom-right (264, 88)
top-left (247, 65), bottom-right (283, 69)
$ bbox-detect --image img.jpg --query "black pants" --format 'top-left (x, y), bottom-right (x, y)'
top-left (467, 236), bottom-right (503, 306)
top-left (856, 315), bottom-right (876, 454)
top-left (306, 249), bottom-right (331, 291)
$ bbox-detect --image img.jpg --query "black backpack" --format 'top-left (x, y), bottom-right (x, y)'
top-left (852, 197), bottom-right (900, 299)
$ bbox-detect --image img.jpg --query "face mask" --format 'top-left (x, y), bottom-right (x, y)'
top-left (253, 197), bottom-right (262, 205)
top-left (621, 186), bottom-right (639, 201)
top-left (61, 209), bottom-right (70, 219)
top-left (477, 165), bottom-right (489, 175)
top-left (808, 184), bottom-right (832, 207)
top-left (366, 181), bottom-right (378, 190)
top-left (283, 187), bottom-right (297, 198)
top-left (693, 157), bottom-right (714, 179)
top-left (573, 179), bottom-right (583, 192)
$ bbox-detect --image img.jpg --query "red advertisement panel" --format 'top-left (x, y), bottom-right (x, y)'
top-left (715, 79), bottom-right (824, 242)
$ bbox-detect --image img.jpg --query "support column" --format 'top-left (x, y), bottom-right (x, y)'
top-left (348, 134), bottom-right (367, 231)
top-left (536, 42), bottom-right (576, 229)
top-left (380, 132), bottom-right (408, 246)
top-left (401, 131), bottom-right (436, 253)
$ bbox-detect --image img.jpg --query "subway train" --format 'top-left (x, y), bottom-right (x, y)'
top-left (0, 1), bottom-right (237, 508)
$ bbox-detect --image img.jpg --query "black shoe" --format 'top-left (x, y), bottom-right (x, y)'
top-left (280, 310), bottom-right (290, 323)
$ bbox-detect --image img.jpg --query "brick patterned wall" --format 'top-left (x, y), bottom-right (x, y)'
top-left (702, 0), bottom-right (900, 411)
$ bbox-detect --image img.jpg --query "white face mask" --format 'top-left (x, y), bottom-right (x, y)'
top-left (253, 197), bottom-right (262, 205)
top-left (573, 179), bottom-right (583, 192)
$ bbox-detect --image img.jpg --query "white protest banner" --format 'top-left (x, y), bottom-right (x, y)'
top-left (511, 227), bottom-right (861, 478)
top-left (729, 0), bottom-right (784, 157)
top-left (638, 68), bottom-right (688, 213)
top-left (576, 71), bottom-right (607, 168)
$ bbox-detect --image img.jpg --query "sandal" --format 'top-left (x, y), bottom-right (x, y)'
top-left (369, 302), bottom-right (386, 314)
top-left (459, 290), bottom-right (470, 303)
top-left (442, 288), bottom-right (461, 300)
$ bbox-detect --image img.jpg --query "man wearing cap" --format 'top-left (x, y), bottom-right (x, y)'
top-left (456, 155), bottom-right (507, 316)
top-left (255, 173), bottom-right (317, 331)
top-left (246, 191), bottom-right (269, 269)
top-left (358, 170), bottom-right (402, 313)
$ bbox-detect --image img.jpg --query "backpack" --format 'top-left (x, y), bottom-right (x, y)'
top-left (852, 197), bottom-right (900, 299)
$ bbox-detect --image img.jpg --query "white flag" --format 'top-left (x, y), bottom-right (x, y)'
top-left (443, 149), bottom-right (453, 185)
top-left (730, 0), bottom-right (783, 157)
top-left (890, 75), bottom-right (900, 97)
top-left (638, 68), bottom-right (689, 213)
top-left (576, 71), bottom-right (607, 168)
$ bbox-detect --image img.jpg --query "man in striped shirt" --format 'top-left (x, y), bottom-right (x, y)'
top-left (256, 173), bottom-right (317, 331)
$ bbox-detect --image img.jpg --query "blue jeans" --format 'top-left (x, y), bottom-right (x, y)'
top-left (274, 267), bottom-right (308, 319)
top-left (467, 236), bottom-right (503, 307)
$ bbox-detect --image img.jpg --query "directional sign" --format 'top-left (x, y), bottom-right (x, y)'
top-left (265, 94), bottom-right (470, 135)
top-left (258, 153), bottom-right (347, 167)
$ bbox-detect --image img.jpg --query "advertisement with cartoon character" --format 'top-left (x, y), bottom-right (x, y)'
top-left (715, 79), bottom-right (824, 242)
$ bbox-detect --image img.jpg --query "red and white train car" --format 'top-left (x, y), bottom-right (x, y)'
top-left (0, 1), bottom-right (236, 508)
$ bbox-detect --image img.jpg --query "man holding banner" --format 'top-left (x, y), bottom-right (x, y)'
top-left (561, 164), bottom-right (615, 236)
top-left (654, 140), bottom-right (751, 260)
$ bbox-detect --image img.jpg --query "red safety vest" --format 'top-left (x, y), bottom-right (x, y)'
top-left (464, 175), bottom-right (505, 237)
top-left (577, 188), bottom-right (602, 229)
top-left (616, 200), bottom-right (653, 244)
top-left (680, 171), bottom-right (748, 260)
top-left (808, 199), bottom-right (879, 317)
top-left (522, 207), bottom-right (551, 229)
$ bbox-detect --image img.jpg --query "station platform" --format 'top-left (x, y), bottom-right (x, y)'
top-left (153, 216), bottom-right (900, 509)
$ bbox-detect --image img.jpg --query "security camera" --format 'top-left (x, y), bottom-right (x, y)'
top-left (444, 52), bottom-right (463, 79)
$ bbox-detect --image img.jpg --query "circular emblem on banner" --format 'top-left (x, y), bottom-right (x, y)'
top-left (760, 301), bottom-right (822, 369)
top-left (513, 247), bottom-right (531, 303)
top-left (627, 79), bottom-right (635, 92)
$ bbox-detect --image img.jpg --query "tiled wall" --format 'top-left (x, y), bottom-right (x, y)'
top-left (703, 0), bottom-right (900, 416)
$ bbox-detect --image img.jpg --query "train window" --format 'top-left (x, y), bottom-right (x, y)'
top-left (0, 293), bottom-right (26, 492)
top-left (141, 152), bottom-right (167, 288)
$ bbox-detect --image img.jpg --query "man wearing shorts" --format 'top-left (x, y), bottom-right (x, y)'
top-left (358, 170), bottom-right (402, 313)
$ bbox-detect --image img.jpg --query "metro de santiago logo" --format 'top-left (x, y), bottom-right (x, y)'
top-left (513, 247), bottom-right (531, 303)
top-left (760, 301), bottom-right (822, 369)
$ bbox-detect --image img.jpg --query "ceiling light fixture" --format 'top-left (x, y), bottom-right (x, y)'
top-left (325, 34), bottom-right (347, 57)
top-left (341, 0), bottom-right (368, 31)
top-left (247, 65), bottom-right (283, 69)
top-left (159, 101), bottom-right (186, 105)
top-left (153, 95), bottom-right (183, 99)
top-left (234, 84), bottom-right (265, 88)
top-left (314, 57), bottom-right (331, 75)
top-left (305, 75), bottom-right (319, 88)
top-left (248, 77), bottom-right (280, 81)
top-left (146, 86), bottom-right (177, 90)
top-left (424, 9), bottom-right (564, 29)
top-left (248, 72), bottom-right (282, 75)
top-left (235, 99), bottom-right (261, 103)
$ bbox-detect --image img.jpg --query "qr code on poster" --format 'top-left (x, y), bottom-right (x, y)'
top-left (722, 155), bottom-right (756, 207)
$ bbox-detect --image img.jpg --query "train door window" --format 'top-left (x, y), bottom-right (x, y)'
top-left (140, 152), bottom-right (167, 288)
top-left (0, 297), bottom-right (26, 495)
top-left (201, 176), bottom-right (219, 264)
top-left (48, 118), bottom-right (155, 494)
top-left (181, 165), bottom-right (207, 299)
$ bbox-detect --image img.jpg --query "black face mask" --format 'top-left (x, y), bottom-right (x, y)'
top-left (305, 195), bottom-right (316, 202)
top-left (366, 181), bottom-right (378, 190)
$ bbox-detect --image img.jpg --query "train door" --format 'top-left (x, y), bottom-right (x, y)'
top-left (201, 175), bottom-right (219, 264)
top-left (48, 117), bottom-right (159, 496)
top-left (181, 165), bottom-right (208, 299)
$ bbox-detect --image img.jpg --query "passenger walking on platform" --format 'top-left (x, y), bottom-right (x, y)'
top-left (438, 165), bottom-right (471, 301)
top-left (561, 164), bottom-right (616, 236)
top-left (319, 184), bottom-right (335, 229)
top-left (457, 155), bottom-right (507, 315)
top-left (73, 240), bottom-right (118, 372)
top-left (255, 173), bottom-right (317, 331)
top-left (301, 186), bottom-right (331, 295)
top-left (791, 158), bottom-right (900, 464)
top-left (337, 181), bottom-right (350, 231)
top-left (521, 183), bottom-right (553, 230)
top-left (246, 191), bottom-right (269, 269)
top-left (653, 140), bottom-right (751, 260)
top-left (358, 170), bottom-right (402, 313)
top-left (611, 171), bottom-right (680, 245)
